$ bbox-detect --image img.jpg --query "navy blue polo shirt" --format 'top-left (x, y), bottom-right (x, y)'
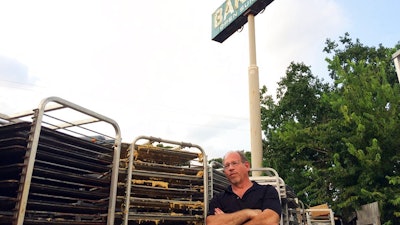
top-left (208, 181), bottom-right (281, 216)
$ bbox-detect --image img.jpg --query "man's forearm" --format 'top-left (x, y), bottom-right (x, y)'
top-left (206, 209), bottom-right (259, 225)
top-left (243, 209), bottom-right (280, 225)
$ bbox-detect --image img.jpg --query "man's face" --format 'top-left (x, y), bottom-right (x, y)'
top-left (223, 152), bottom-right (250, 185)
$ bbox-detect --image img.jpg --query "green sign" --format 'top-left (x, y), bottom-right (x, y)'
top-left (211, 0), bottom-right (274, 43)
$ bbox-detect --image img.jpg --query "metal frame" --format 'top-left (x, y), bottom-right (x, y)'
top-left (122, 136), bottom-right (208, 225)
top-left (8, 96), bottom-right (121, 225)
top-left (250, 167), bottom-right (286, 225)
top-left (305, 208), bottom-right (335, 225)
top-left (208, 160), bottom-right (229, 199)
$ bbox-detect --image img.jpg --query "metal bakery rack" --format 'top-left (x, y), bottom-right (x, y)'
top-left (0, 96), bottom-right (121, 225)
top-left (118, 136), bottom-right (208, 225)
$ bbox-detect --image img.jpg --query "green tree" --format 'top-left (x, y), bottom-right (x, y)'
top-left (261, 61), bottom-right (336, 206)
top-left (261, 33), bottom-right (400, 224)
top-left (324, 34), bottom-right (400, 224)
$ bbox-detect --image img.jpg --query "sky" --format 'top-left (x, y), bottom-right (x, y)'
top-left (0, 0), bottom-right (399, 160)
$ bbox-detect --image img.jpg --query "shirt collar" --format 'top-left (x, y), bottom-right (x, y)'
top-left (226, 181), bottom-right (260, 194)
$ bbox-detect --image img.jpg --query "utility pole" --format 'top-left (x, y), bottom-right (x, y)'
top-left (247, 13), bottom-right (263, 173)
top-left (212, 0), bottom-right (274, 172)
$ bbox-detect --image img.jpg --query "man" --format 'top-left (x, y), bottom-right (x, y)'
top-left (206, 151), bottom-right (281, 225)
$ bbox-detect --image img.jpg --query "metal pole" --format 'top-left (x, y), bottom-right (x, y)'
top-left (247, 13), bottom-right (263, 174)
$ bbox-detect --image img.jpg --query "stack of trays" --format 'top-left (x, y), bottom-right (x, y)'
top-left (119, 143), bottom-right (206, 225)
top-left (0, 122), bottom-right (114, 225)
top-left (208, 167), bottom-right (229, 198)
top-left (0, 122), bottom-right (29, 224)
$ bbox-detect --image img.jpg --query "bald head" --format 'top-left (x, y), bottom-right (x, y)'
top-left (223, 151), bottom-right (248, 164)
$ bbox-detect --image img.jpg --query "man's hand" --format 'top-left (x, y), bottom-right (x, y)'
top-left (214, 208), bottom-right (225, 215)
top-left (243, 209), bottom-right (280, 225)
top-left (207, 208), bottom-right (262, 225)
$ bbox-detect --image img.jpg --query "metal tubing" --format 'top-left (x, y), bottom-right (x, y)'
top-left (14, 109), bottom-right (43, 225)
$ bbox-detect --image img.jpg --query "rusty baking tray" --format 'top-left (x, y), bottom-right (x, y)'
top-left (134, 145), bottom-right (200, 165)
top-left (133, 161), bottom-right (203, 176)
top-left (127, 197), bottom-right (203, 213)
top-left (125, 212), bottom-right (203, 224)
top-left (32, 165), bottom-right (110, 187)
top-left (128, 184), bottom-right (203, 200)
top-left (38, 129), bottom-right (113, 160)
top-left (131, 169), bottom-right (203, 186)
top-left (23, 209), bottom-right (107, 225)
top-left (0, 145), bottom-right (26, 164)
top-left (0, 122), bottom-right (30, 138)
top-left (0, 209), bottom-right (13, 225)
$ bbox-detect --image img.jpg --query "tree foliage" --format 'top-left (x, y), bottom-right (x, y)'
top-left (261, 33), bottom-right (400, 224)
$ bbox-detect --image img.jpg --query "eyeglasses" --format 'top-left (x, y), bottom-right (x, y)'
top-left (223, 160), bottom-right (242, 169)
